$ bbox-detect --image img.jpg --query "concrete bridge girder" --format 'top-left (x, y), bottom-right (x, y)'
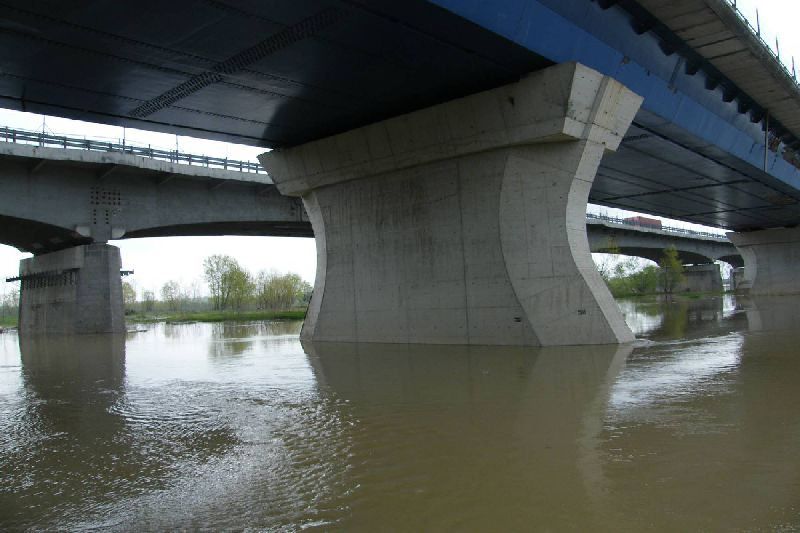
top-left (586, 222), bottom-right (743, 268)
top-left (0, 145), bottom-right (310, 255)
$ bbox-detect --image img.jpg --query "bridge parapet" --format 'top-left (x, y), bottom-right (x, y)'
top-left (586, 213), bottom-right (727, 241)
top-left (0, 126), bottom-right (267, 177)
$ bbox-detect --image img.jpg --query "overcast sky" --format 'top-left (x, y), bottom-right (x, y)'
top-left (0, 0), bottom-right (796, 298)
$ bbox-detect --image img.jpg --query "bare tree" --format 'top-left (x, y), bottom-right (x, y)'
top-left (122, 280), bottom-right (137, 311)
top-left (161, 280), bottom-right (181, 311)
top-left (142, 290), bottom-right (156, 312)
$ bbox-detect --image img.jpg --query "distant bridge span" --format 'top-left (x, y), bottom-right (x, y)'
top-left (0, 134), bottom-right (738, 269)
top-left (587, 216), bottom-right (742, 268)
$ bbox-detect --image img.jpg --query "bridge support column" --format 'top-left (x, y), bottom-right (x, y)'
top-left (260, 62), bottom-right (642, 345)
top-left (19, 244), bottom-right (125, 335)
top-left (677, 264), bottom-right (723, 293)
top-left (729, 227), bottom-right (800, 295)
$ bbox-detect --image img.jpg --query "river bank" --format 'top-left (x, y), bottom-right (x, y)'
top-left (126, 309), bottom-right (306, 324)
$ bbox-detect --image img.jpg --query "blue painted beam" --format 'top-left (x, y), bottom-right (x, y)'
top-left (429, 0), bottom-right (800, 195)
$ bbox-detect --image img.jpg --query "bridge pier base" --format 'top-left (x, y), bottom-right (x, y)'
top-left (18, 244), bottom-right (125, 335)
top-left (729, 227), bottom-right (800, 295)
top-left (260, 62), bottom-right (642, 346)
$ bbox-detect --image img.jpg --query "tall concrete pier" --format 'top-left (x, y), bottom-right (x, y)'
top-left (729, 227), bottom-right (800, 295)
top-left (18, 244), bottom-right (125, 335)
top-left (261, 63), bottom-right (643, 346)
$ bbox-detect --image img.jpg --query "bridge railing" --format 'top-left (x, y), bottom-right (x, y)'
top-left (0, 126), bottom-right (266, 174)
top-left (722, 0), bottom-right (798, 85)
top-left (586, 212), bottom-right (727, 240)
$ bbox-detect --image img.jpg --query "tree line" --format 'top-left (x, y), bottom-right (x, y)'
top-left (123, 254), bottom-right (311, 314)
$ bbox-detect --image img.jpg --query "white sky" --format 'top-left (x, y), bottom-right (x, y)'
top-left (0, 0), bottom-right (796, 298)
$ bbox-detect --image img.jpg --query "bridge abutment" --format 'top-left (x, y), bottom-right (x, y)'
top-left (18, 244), bottom-right (125, 335)
top-left (729, 227), bottom-right (800, 295)
top-left (260, 63), bottom-right (642, 346)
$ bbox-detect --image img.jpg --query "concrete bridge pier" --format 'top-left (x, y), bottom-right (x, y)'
top-left (261, 62), bottom-right (642, 346)
top-left (677, 264), bottom-right (723, 293)
top-left (18, 244), bottom-right (125, 335)
top-left (729, 227), bottom-right (800, 295)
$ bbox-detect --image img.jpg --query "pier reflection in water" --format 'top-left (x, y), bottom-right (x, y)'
top-left (0, 296), bottom-right (799, 530)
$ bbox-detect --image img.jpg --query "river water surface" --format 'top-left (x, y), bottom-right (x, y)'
top-left (1, 295), bottom-right (799, 530)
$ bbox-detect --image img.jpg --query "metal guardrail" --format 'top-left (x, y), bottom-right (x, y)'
top-left (723, 0), bottom-right (798, 86)
top-left (0, 126), bottom-right (266, 174)
top-left (586, 212), bottom-right (727, 240)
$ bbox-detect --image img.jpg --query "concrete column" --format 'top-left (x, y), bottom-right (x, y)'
top-left (675, 264), bottom-right (723, 293)
top-left (19, 244), bottom-right (125, 335)
top-left (732, 267), bottom-right (747, 291)
top-left (260, 62), bottom-right (642, 346)
top-left (729, 227), bottom-right (800, 295)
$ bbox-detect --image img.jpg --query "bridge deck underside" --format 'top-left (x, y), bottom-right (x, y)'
top-left (0, 0), bottom-right (798, 231)
top-left (594, 119), bottom-right (800, 231)
top-left (0, 214), bottom-right (91, 253)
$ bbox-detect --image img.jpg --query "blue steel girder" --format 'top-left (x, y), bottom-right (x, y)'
top-left (429, 0), bottom-right (800, 231)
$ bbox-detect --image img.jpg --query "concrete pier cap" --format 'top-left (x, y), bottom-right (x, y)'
top-left (260, 62), bottom-right (643, 346)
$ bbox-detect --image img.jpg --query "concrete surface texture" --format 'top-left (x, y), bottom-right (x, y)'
top-left (260, 62), bottom-right (643, 346)
top-left (18, 244), bottom-right (125, 335)
top-left (676, 264), bottom-right (723, 293)
top-left (729, 227), bottom-right (800, 295)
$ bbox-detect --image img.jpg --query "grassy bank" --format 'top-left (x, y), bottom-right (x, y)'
top-left (0, 315), bottom-right (17, 328)
top-left (128, 309), bottom-right (306, 324)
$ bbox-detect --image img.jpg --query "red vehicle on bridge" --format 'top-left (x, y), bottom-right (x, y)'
top-left (624, 216), bottom-right (663, 230)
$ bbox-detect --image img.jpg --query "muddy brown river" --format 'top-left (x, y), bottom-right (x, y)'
top-left (1, 294), bottom-right (799, 530)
